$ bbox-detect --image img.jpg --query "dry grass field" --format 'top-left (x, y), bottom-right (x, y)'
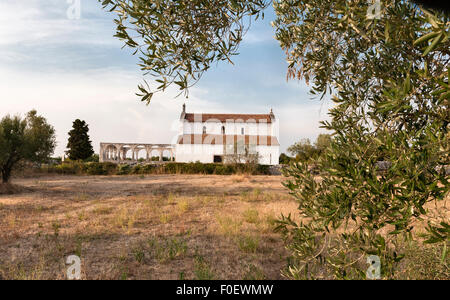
top-left (0, 174), bottom-right (297, 280)
top-left (1, 174), bottom-right (448, 280)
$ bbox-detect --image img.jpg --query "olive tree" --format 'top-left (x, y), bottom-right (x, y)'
top-left (100, 0), bottom-right (269, 102)
top-left (101, 0), bottom-right (449, 278)
top-left (273, 0), bottom-right (449, 279)
top-left (0, 110), bottom-right (56, 183)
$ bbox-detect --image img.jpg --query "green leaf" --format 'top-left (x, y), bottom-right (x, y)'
top-left (422, 32), bottom-right (443, 56)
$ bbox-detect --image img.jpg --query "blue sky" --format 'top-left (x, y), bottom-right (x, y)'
top-left (0, 0), bottom-right (332, 157)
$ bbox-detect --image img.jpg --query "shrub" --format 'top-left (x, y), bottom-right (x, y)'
top-left (203, 163), bottom-right (216, 175)
top-left (41, 162), bottom-right (275, 176)
top-left (117, 164), bottom-right (132, 175)
top-left (214, 164), bottom-right (234, 175)
top-left (132, 165), bottom-right (142, 174)
top-left (56, 161), bottom-right (83, 174)
top-left (84, 154), bottom-right (100, 163)
top-left (141, 164), bottom-right (157, 174)
top-left (83, 162), bottom-right (117, 175)
top-left (256, 164), bottom-right (270, 175)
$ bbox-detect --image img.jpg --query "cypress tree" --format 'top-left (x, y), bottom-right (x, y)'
top-left (66, 119), bottom-right (94, 161)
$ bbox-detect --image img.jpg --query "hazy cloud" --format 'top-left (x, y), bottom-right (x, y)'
top-left (0, 1), bottom-right (332, 157)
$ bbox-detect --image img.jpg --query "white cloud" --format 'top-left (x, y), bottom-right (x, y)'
top-left (0, 67), bottom-right (173, 156)
top-left (242, 30), bottom-right (276, 45)
top-left (0, 0), bottom-right (332, 158)
top-left (0, 65), bottom-right (242, 157)
top-left (0, 65), bottom-right (331, 156)
top-left (0, 0), bottom-right (116, 47)
top-left (277, 101), bottom-right (333, 153)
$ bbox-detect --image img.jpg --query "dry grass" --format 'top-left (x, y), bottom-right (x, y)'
top-left (1, 174), bottom-right (447, 280)
top-left (0, 174), bottom-right (296, 280)
top-left (0, 183), bottom-right (31, 195)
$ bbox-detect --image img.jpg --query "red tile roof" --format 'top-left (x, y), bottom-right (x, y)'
top-left (183, 113), bottom-right (273, 123)
top-left (177, 134), bottom-right (279, 146)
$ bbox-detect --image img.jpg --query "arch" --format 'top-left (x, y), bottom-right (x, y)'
top-left (150, 149), bottom-right (161, 161)
top-left (106, 144), bottom-right (119, 161)
top-left (99, 143), bottom-right (175, 163)
top-left (119, 145), bottom-right (134, 161)
top-left (134, 146), bottom-right (147, 162)
top-left (162, 149), bottom-right (172, 161)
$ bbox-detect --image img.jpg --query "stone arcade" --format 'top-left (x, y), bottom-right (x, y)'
top-left (99, 143), bottom-right (175, 163)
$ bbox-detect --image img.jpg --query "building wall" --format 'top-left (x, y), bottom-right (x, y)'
top-left (256, 145), bottom-right (280, 165)
top-left (175, 144), bottom-right (224, 163)
top-left (176, 116), bottom-right (280, 165)
top-left (182, 120), bottom-right (273, 136)
top-left (175, 144), bottom-right (279, 165)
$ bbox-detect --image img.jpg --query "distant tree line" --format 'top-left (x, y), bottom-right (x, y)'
top-left (0, 111), bottom-right (99, 185)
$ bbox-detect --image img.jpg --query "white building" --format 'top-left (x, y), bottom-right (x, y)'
top-left (175, 105), bottom-right (280, 165)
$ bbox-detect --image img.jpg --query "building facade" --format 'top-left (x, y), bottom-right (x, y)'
top-left (175, 105), bottom-right (280, 165)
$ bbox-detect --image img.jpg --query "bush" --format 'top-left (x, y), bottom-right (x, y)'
top-left (55, 161), bottom-right (83, 174)
top-left (141, 164), bottom-right (157, 174)
top-left (41, 161), bottom-right (275, 176)
top-left (83, 162), bottom-right (105, 175)
top-left (132, 165), bottom-right (142, 174)
top-left (83, 162), bottom-right (116, 175)
top-left (84, 154), bottom-right (100, 163)
top-left (214, 164), bottom-right (234, 175)
top-left (117, 164), bottom-right (132, 175)
top-left (256, 164), bottom-right (270, 175)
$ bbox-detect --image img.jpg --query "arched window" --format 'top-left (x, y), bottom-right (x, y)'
top-left (221, 126), bottom-right (225, 135)
top-left (203, 126), bottom-right (206, 134)
top-left (241, 128), bottom-right (245, 135)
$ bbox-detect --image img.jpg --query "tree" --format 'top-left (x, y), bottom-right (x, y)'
top-left (0, 110), bottom-right (56, 184)
top-left (100, 0), bottom-right (269, 102)
top-left (101, 0), bottom-right (449, 278)
top-left (287, 138), bottom-right (317, 162)
top-left (279, 153), bottom-right (293, 165)
top-left (274, 1), bottom-right (449, 278)
top-left (314, 134), bottom-right (332, 154)
top-left (411, 0), bottom-right (450, 13)
top-left (100, 0), bottom-right (448, 103)
top-left (287, 134), bottom-right (332, 163)
top-left (66, 119), bottom-right (94, 161)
